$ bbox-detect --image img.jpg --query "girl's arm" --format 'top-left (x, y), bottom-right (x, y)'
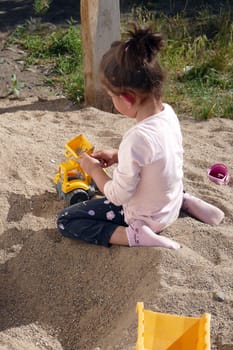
top-left (104, 131), bottom-right (152, 206)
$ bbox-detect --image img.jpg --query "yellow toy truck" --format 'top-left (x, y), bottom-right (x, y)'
top-left (54, 134), bottom-right (97, 206)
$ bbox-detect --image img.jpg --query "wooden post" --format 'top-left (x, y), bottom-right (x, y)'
top-left (81, 0), bottom-right (120, 111)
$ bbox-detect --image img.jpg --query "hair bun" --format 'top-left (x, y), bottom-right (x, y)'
top-left (100, 22), bottom-right (165, 99)
top-left (125, 23), bottom-right (164, 64)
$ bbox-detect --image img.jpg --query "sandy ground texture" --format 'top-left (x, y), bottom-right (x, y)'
top-left (0, 95), bottom-right (233, 350)
top-left (1, 2), bottom-right (233, 348)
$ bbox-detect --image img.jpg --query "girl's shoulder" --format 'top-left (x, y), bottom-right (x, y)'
top-left (120, 126), bottom-right (156, 165)
top-left (122, 121), bottom-right (158, 156)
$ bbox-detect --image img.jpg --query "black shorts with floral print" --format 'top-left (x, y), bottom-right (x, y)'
top-left (57, 197), bottom-right (128, 247)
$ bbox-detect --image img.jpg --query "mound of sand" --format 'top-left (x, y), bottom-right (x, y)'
top-left (0, 97), bottom-right (233, 350)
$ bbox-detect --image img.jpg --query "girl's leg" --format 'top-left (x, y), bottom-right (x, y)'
top-left (109, 226), bottom-right (129, 246)
top-left (57, 197), bottom-right (128, 247)
top-left (181, 192), bottom-right (224, 225)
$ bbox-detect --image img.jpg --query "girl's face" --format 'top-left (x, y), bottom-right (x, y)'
top-left (107, 91), bottom-right (137, 119)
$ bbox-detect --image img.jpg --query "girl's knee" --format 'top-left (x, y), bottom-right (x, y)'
top-left (57, 218), bottom-right (65, 236)
top-left (56, 209), bottom-right (69, 236)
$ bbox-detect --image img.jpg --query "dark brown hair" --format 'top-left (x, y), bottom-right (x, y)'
top-left (100, 23), bottom-right (165, 100)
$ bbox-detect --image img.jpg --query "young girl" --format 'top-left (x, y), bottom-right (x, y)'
top-left (57, 23), bottom-right (224, 249)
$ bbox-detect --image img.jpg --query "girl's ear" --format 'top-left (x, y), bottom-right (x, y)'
top-left (120, 93), bottom-right (135, 107)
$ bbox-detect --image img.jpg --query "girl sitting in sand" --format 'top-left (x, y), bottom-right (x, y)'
top-left (57, 23), bottom-right (224, 249)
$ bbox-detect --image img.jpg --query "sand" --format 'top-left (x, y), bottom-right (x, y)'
top-left (0, 96), bottom-right (233, 350)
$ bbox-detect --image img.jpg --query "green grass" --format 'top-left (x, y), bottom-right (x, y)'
top-left (124, 4), bottom-right (233, 119)
top-left (8, 19), bottom-right (84, 103)
top-left (166, 12), bottom-right (233, 119)
top-left (7, 5), bottom-right (233, 119)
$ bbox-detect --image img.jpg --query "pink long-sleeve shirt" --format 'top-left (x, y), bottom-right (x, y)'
top-left (104, 103), bottom-right (184, 233)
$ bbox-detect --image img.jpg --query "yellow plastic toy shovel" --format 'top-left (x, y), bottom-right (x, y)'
top-left (136, 302), bottom-right (210, 350)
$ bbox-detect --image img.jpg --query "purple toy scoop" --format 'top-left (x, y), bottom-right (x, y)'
top-left (207, 163), bottom-right (229, 185)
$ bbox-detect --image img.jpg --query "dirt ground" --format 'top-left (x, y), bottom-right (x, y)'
top-left (0, 97), bottom-right (233, 350)
top-left (0, 2), bottom-right (233, 350)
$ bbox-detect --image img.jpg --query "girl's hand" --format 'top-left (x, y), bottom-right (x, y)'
top-left (80, 152), bottom-right (101, 176)
top-left (80, 152), bottom-right (111, 194)
top-left (91, 149), bottom-right (118, 168)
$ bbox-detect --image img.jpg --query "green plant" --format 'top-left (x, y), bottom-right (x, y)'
top-left (8, 74), bottom-right (24, 97)
top-left (130, 5), bottom-right (155, 24)
top-left (33, 0), bottom-right (51, 15)
top-left (62, 71), bottom-right (84, 103)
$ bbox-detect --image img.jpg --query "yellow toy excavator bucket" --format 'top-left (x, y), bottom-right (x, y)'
top-left (136, 302), bottom-right (211, 350)
top-left (64, 134), bottom-right (94, 159)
